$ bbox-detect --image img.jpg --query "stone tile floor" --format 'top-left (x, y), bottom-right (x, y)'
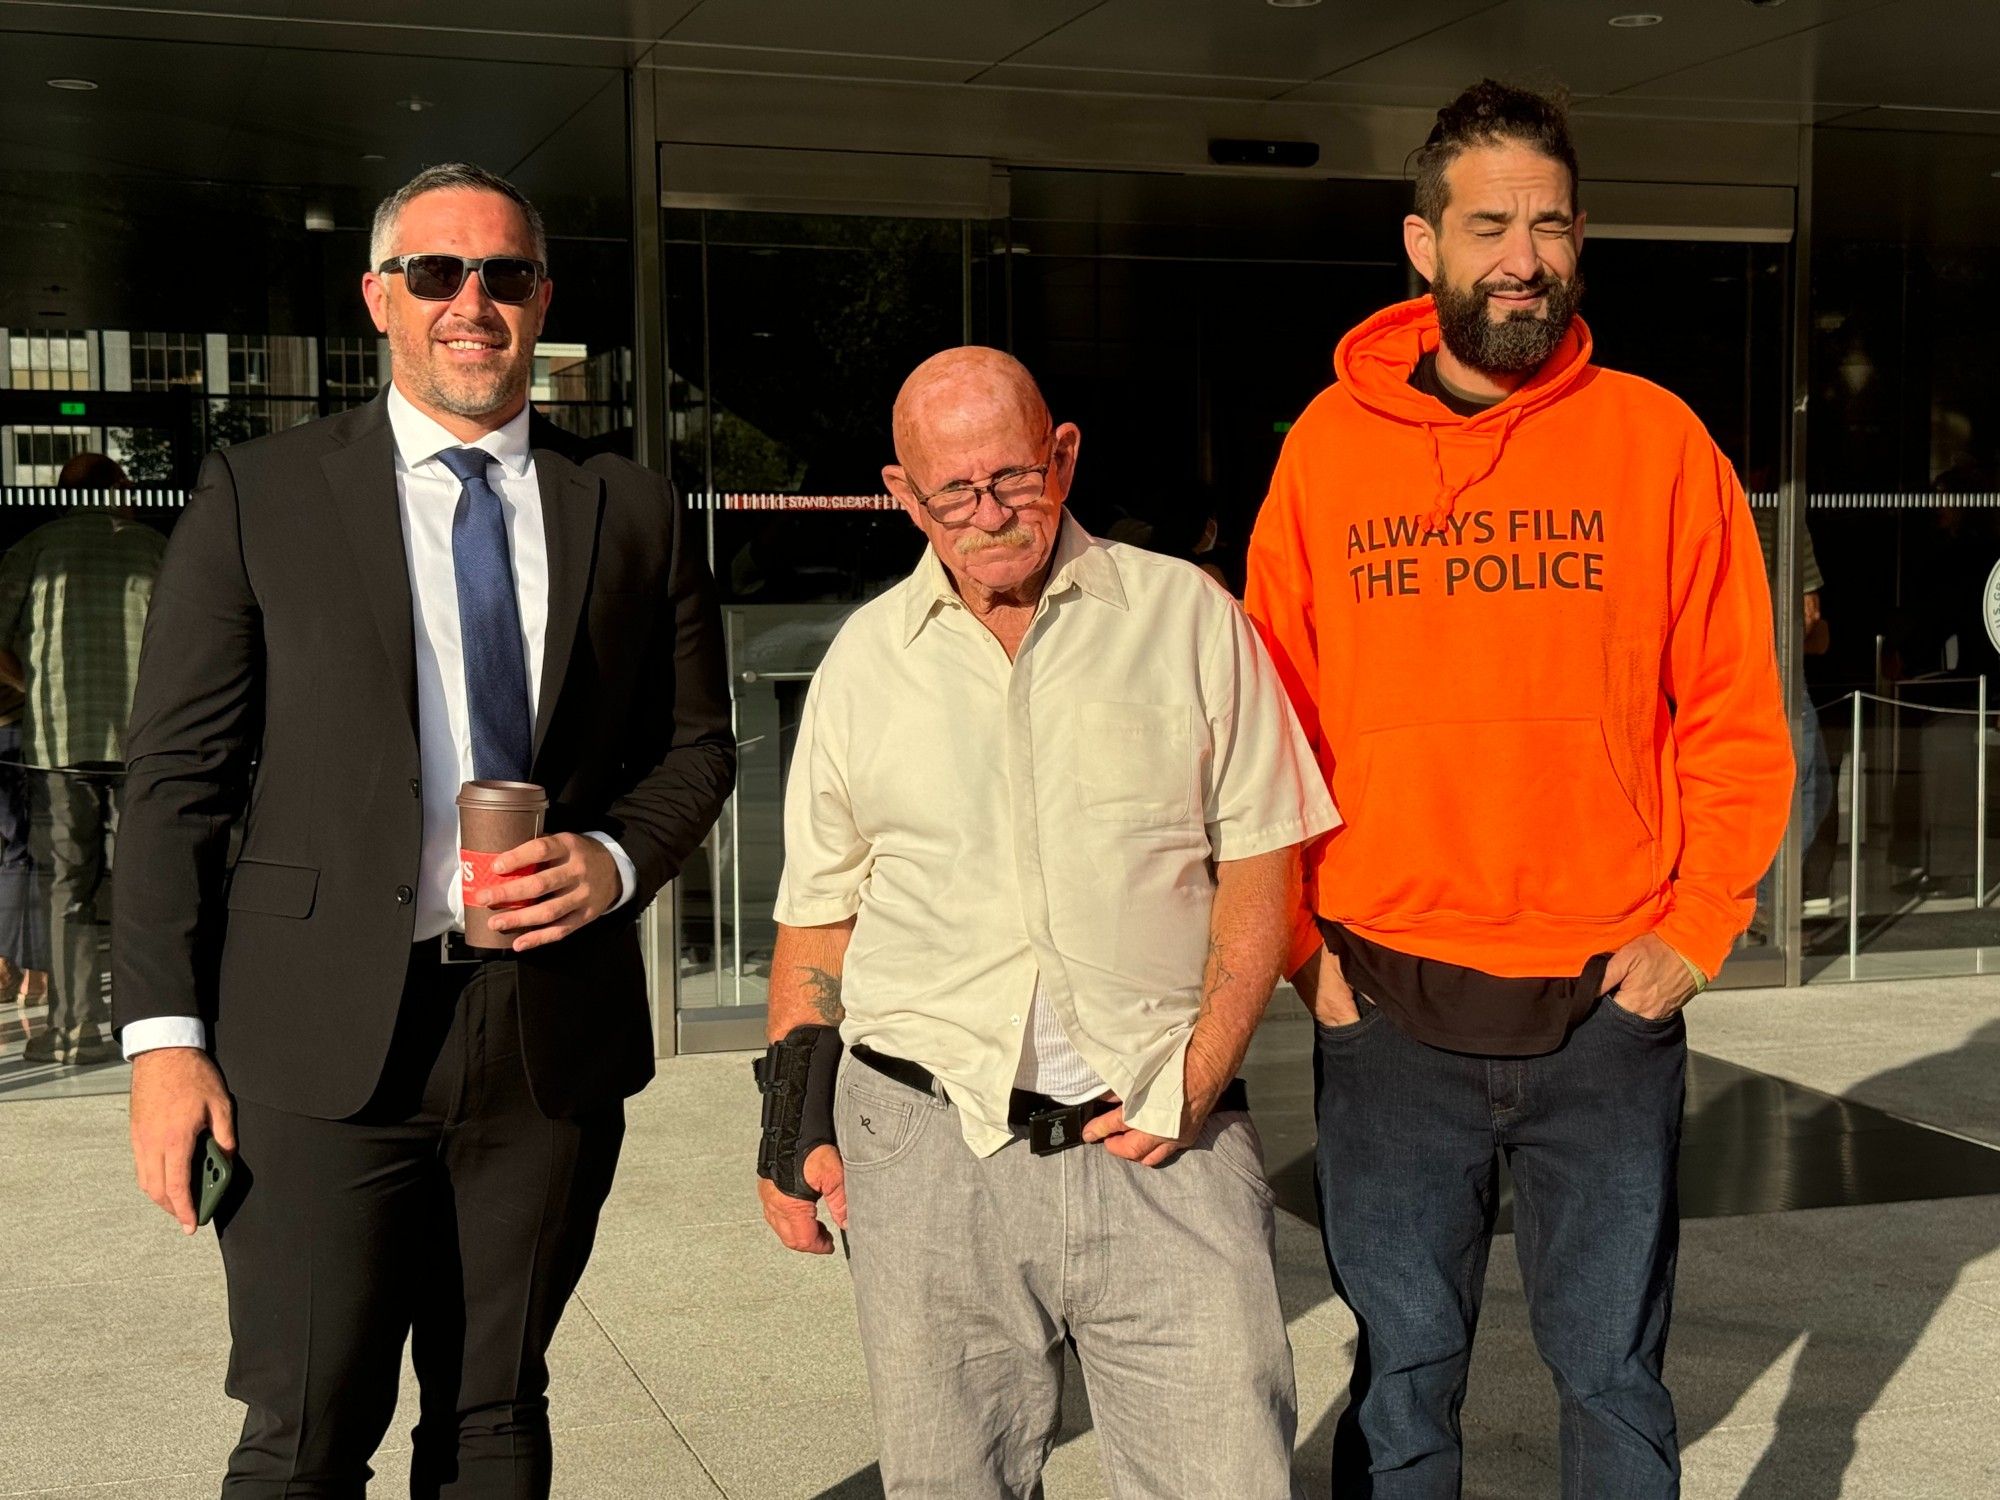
top-left (3, 976), bottom-right (1997, 1497)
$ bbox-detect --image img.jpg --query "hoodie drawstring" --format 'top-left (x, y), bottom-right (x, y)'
top-left (1420, 408), bottom-right (1521, 535)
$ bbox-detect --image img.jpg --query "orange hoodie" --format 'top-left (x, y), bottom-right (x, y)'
top-left (1246, 297), bottom-right (1793, 980)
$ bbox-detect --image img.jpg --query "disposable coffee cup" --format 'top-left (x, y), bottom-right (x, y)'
top-left (457, 780), bottom-right (549, 948)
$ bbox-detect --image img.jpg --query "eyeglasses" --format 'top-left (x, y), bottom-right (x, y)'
top-left (908, 441), bottom-right (1058, 525)
top-left (376, 253), bottom-right (545, 304)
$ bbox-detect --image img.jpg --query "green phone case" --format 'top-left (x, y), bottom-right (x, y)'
top-left (193, 1131), bottom-right (233, 1227)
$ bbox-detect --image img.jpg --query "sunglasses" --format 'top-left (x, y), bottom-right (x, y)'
top-left (376, 253), bottom-right (545, 304)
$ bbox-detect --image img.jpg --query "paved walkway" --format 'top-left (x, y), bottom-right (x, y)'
top-left (3, 977), bottom-right (1997, 1497)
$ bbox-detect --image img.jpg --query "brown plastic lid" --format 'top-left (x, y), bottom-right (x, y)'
top-left (455, 779), bottom-right (548, 811)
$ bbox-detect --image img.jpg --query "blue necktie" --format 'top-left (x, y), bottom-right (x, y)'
top-left (437, 446), bottom-right (533, 782)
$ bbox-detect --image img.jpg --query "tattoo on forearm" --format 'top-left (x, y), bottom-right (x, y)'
top-left (801, 966), bottom-right (845, 1024)
top-left (1200, 934), bottom-right (1236, 1018)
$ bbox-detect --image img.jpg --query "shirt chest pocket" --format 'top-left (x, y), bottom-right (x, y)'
top-left (1075, 701), bottom-right (1198, 827)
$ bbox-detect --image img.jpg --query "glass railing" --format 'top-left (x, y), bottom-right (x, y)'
top-left (1806, 678), bottom-right (2000, 980)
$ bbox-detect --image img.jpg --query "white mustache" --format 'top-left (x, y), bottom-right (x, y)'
top-left (957, 525), bottom-right (1034, 555)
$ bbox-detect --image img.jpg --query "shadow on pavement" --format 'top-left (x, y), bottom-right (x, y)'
top-left (812, 1015), bottom-right (2000, 1497)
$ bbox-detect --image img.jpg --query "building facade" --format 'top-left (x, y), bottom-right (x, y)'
top-left (1, 1), bottom-right (1996, 1082)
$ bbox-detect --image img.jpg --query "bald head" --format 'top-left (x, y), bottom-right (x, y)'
top-left (883, 346), bottom-right (1079, 607)
top-left (891, 346), bottom-right (1050, 473)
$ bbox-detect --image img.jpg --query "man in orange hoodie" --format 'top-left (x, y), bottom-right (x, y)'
top-left (1246, 81), bottom-right (1792, 1499)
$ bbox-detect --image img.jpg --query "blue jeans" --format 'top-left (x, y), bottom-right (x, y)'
top-left (1314, 993), bottom-right (1686, 1498)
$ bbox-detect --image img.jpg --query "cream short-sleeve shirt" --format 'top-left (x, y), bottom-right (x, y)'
top-left (775, 515), bottom-right (1338, 1154)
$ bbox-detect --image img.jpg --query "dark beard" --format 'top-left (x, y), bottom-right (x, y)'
top-left (1432, 265), bottom-right (1584, 378)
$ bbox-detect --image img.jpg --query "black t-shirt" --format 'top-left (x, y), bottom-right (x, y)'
top-left (1320, 919), bottom-right (1613, 1057)
top-left (1410, 350), bottom-right (1499, 419)
top-left (1316, 353), bottom-right (1606, 1057)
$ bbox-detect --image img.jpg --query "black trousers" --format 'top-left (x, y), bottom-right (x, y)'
top-left (216, 950), bottom-right (626, 1499)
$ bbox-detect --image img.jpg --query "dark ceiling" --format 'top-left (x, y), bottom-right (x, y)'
top-left (3, 0), bottom-right (1997, 328)
top-left (6, 0), bottom-right (1999, 196)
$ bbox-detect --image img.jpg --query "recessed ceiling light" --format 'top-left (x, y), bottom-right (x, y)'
top-left (1609, 13), bottom-right (1664, 25)
top-left (1267, 0), bottom-right (1323, 7)
top-left (360, 152), bottom-right (386, 162)
top-left (45, 77), bottom-right (98, 91)
top-left (397, 95), bottom-right (435, 113)
top-left (41, 220), bottom-right (72, 231)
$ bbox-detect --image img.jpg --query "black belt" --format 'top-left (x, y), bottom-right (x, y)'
top-left (848, 1043), bottom-right (938, 1097)
top-left (411, 932), bottom-right (516, 968)
top-left (849, 1043), bottom-right (1249, 1156)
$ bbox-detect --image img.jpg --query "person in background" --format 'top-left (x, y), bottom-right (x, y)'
top-left (1102, 482), bottom-right (1237, 592)
top-left (1247, 80), bottom-right (1793, 1498)
top-left (1797, 531), bottom-right (1839, 913)
top-left (1748, 481), bottom-right (1838, 923)
top-left (0, 451), bottom-right (161, 1066)
top-left (0, 658), bottom-right (48, 1046)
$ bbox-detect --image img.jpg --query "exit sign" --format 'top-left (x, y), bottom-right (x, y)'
top-left (57, 401), bottom-right (86, 416)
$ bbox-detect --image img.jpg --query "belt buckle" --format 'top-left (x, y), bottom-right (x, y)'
top-left (1028, 1102), bottom-right (1092, 1156)
top-left (439, 931), bottom-right (480, 966)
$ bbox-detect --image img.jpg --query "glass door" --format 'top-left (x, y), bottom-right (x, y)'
top-left (664, 207), bottom-right (995, 1048)
top-left (1583, 235), bottom-right (1795, 987)
top-left (1801, 123), bottom-right (2000, 981)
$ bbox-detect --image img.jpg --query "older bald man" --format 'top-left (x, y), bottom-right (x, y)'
top-left (751, 347), bottom-right (1337, 1497)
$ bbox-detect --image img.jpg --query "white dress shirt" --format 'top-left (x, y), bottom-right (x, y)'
top-left (775, 515), bottom-right (1338, 1154)
top-left (122, 386), bottom-right (635, 1058)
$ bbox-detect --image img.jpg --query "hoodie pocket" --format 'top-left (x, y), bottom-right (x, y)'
top-left (1337, 717), bottom-right (1655, 923)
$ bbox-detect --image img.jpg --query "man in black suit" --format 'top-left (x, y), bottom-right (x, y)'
top-left (114, 163), bottom-right (733, 1498)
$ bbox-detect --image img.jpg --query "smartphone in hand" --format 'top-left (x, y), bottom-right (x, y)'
top-left (192, 1129), bottom-right (233, 1228)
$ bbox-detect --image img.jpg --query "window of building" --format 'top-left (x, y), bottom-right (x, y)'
top-left (323, 336), bottom-right (385, 400)
top-left (217, 336), bottom-right (317, 443)
top-left (227, 335), bottom-right (269, 394)
top-left (5, 426), bottom-right (97, 485)
top-left (5, 332), bottom-right (95, 393)
top-left (130, 332), bottom-right (205, 391)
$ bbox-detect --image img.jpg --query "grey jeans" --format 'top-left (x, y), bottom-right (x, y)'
top-left (838, 1058), bottom-right (1297, 1499)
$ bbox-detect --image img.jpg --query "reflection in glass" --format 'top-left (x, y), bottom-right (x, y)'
top-left (1802, 124), bottom-right (2000, 978)
top-left (664, 196), bottom-right (1823, 1018)
top-left (1585, 238), bottom-right (1793, 970)
top-left (0, 33), bottom-right (640, 1085)
top-left (0, 453), bottom-right (162, 1071)
top-left (665, 210), bottom-right (972, 1016)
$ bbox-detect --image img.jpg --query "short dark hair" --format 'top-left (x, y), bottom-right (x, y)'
top-left (1412, 80), bottom-right (1578, 227)
top-left (369, 162), bottom-right (547, 269)
top-left (57, 452), bottom-right (129, 490)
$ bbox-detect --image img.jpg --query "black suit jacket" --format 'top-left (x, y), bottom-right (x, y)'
top-left (113, 393), bottom-right (734, 1119)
